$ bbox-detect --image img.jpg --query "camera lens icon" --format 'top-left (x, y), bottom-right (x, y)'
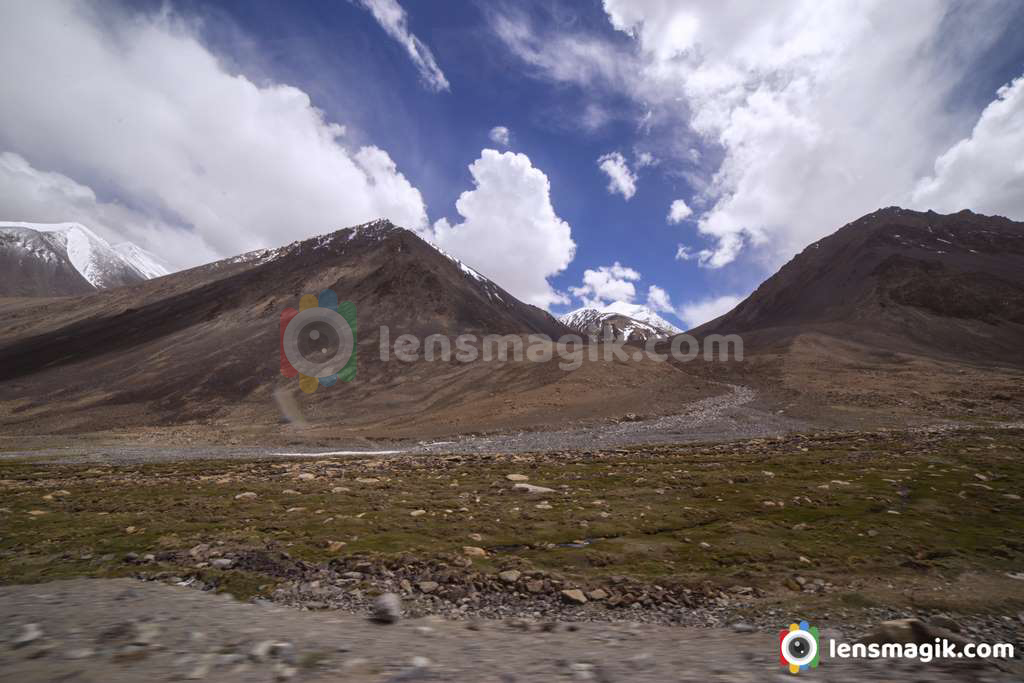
top-left (279, 290), bottom-right (356, 392)
top-left (779, 621), bottom-right (820, 674)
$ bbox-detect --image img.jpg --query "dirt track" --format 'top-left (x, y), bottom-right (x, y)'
top-left (1, 578), bottom-right (1020, 682)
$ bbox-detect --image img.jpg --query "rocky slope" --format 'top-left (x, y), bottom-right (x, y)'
top-left (692, 207), bottom-right (1024, 365)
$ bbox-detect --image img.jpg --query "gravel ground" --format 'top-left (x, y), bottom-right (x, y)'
top-left (1, 578), bottom-right (1020, 682)
top-left (0, 385), bottom-right (810, 465)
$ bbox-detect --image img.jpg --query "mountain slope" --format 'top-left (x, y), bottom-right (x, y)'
top-left (0, 222), bottom-right (155, 294)
top-left (560, 302), bottom-right (681, 342)
top-left (0, 226), bottom-right (95, 297)
top-left (112, 242), bottom-right (171, 279)
top-left (693, 207), bottom-right (1024, 364)
top-left (0, 220), bottom-right (714, 441)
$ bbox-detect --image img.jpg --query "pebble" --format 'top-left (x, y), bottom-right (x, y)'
top-left (372, 593), bottom-right (402, 623)
top-left (561, 589), bottom-right (588, 605)
top-left (12, 623), bottom-right (43, 648)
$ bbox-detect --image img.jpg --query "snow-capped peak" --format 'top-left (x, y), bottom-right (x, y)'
top-left (600, 301), bottom-right (682, 334)
top-left (112, 242), bottom-right (171, 279)
top-left (559, 301), bottom-right (682, 339)
top-left (0, 221), bottom-right (170, 288)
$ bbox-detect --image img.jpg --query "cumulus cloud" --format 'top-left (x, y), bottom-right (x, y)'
top-left (569, 261), bottom-right (641, 308)
top-left (433, 149), bottom-right (576, 309)
top-left (599, 0), bottom-right (1024, 267)
top-left (498, 2), bottom-right (1023, 269)
top-left (488, 126), bottom-right (511, 147)
top-left (0, 152), bottom-right (217, 267)
top-left (911, 74), bottom-right (1024, 219)
top-left (597, 152), bottom-right (638, 200)
top-left (667, 199), bottom-right (693, 223)
top-left (356, 0), bottom-right (450, 92)
top-left (0, 1), bottom-right (429, 269)
top-left (646, 285), bottom-right (673, 313)
top-left (677, 294), bottom-right (743, 329)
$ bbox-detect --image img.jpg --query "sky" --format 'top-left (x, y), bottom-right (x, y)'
top-left (1, 1), bottom-right (1023, 329)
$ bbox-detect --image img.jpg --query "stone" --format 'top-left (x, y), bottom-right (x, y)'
top-left (189, 543), bottom-right (210, 560)
top-left (561, 589), bottom-right (588, 605)
top-left (409, 509), bottom-right (426, 517)
top-left (12, 623), bottom-right (43, 648)
top-left (467, 533), bottom-right (483, 542)
top-left (526, 580), bottom-right (545, 593)
top-left (586, 588), bottom-right (608, 601)
top-left (297, 473), bottom-right (316, 481)
top-left (463, 546), bottom-right (487, 557)
top-left (371, 593), bottom-right (402, 624)
top-left (505, 474), bottom-right (529, 482)
top-left (234, 492), bottom-right (257, 500)
top-left (512, 483), bottom-right (556, 495)
top-left (327, 541), bottom-right (347, 552)
top-left (418, 581), bottom-right (440, 594)
top-left (498, 570), bottom-right (521, 584)
top-left (210, 558), bottom-right (235, 570)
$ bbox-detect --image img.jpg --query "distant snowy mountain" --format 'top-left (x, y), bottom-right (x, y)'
top-left (112, 242), bottom-right (171, 279)
top-left (559, 301), bottom-right (682, 342)
top-left (0, 221), bottom-right (171, 295)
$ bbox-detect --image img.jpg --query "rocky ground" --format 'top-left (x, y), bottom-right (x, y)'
top-left (1, 578), bottom-right (1021, 682)
top-left (1, 425), bottom-right (1022, 680)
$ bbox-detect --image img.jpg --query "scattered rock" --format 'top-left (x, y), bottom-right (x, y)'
top-left (561, 589), bottom-right (587, 605)
top-left (505, 474), bottom-right (529, 482)
top-left (512, 483), bottom-right (556, 495)
top-left (371, 593), bottom-right (402, 624)
top-left (12, 623), bottom-right (43, 648)
top-left (463, 546), bottom-right (487, 558)
top-left (417, 581), bottom-right (440, 594)
top-left (587, 588), bottom-right (608, 601)
top-left (210, 558), bottom-right (235, 570)
top-left (234, 492), bottom-right (257, 500)
top-left (498, 570), bottom-right (521, 584)
top-left (409, 510), bottom-right (426, 517)
top-left (327, 541), bottom-right (348, 552)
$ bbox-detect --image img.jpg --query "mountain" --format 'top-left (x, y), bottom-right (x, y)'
top-left (112, 242), bottom-right (171, 279)
top-left (0, 226), bottom-right (95, 297)
top-left (0, 219), bottom-right (711, 441)
top-left (560, 302), bottom-right (681, 342)
top-left (0, 222), bottom-right (160, 294)
top-left (693, 207), bottom-right (1024, 365)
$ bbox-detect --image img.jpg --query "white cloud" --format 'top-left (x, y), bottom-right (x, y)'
top-left (0, 1), bottom-right (428, 268)
top-left (646, 285), bottom-right (673, 313)
top-left (677, 294), bottom-right (743, 329)
top-left (911, 74), bottom-right (1024, 219)
top-left (489, 125), bottom-right (511, 147)
top-left (597, 152), bottom-right (638, 200)
top-left (598, 0), bottom-right (1021, 268)
top-left (667, 199), bottom-right (693, 223)
top-left (0, 152), bottom-right (217, 267)
top-left (433, 149), bottom-right (576, 309)
top-left (569, 262), bottom-right (641, 308)
top-left (356, 0), bottom-right (450, 92)
top-left (635, 151), bottom-right (658, 168)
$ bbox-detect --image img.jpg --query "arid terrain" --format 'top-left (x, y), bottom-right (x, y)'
top-left (2, 210), bottom-right (1024, 680)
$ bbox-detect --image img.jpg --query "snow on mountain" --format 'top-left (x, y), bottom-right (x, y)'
top-left (559, 301), bottom-right (682, 341)
top-left (0, 221), bottom-right (162, 290)
top-left (112, 242), bottom-right (171, 279)
top-left (600, 301), bottom-right (682, 334)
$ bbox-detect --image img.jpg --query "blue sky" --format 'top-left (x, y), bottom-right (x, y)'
top-left (1, 1), bottom-right (1023, 328)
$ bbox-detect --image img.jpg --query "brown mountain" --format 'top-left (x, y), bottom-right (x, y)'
top-left (693, 207), bottom-right (1024, 365)
top-left (0, 220), bottom-right (711, 442)
top-left (0, 227), bottom-right (95, 297)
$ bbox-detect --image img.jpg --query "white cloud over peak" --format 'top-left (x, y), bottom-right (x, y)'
top-left (667, 199), bottom-right (693, 223)
top-left (677, 294), bottom-right (743, 330)
top-left (433, 149), bottom-right (576, 309)
top-left (645, 285), bottom-right (673, 313)
top-left (597, 152), bottom-right (638, 200)
top-left (489, 126), bottom-right (511, 147)
top-left (357, 0), bottom-right (450, 92)
top-left (570, 262), bottom-right (641, 308)
top-left (0, 1), bottom-right (428, 269)
top-left (600, 0), bottom-right (1023, 268)
top-left (911, 74), bottom-right (1024, 219)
